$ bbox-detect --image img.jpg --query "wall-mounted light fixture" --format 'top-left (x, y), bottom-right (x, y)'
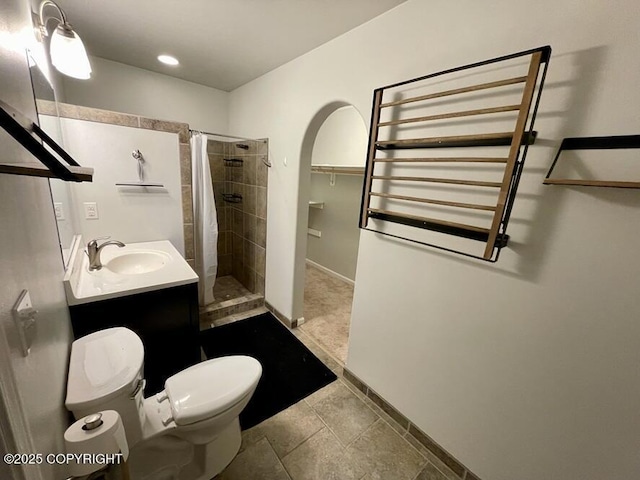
top-left (37, 0), bottom-right (91, 79)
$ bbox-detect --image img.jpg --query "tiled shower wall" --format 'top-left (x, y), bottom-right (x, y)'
top-left (208, 139), bottom-right (268, 295)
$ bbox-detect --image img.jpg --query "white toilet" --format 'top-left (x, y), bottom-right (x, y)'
top-left (65, 327), bottom-right (262, 480)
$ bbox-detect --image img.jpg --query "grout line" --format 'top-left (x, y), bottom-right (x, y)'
top-left (262, 436), bottom-right (293, 480)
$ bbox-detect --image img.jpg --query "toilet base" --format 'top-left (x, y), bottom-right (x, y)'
top-left (179, 418), bottom-right (241, 480)
top-left (128, 418), bottom-right (242, 480)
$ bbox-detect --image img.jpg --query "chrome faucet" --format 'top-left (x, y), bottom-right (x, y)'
top-left (87, 237), bottom-right (125, 271)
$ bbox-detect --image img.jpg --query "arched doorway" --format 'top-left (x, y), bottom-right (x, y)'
top-left (293, 102), bottom-right (368, 364)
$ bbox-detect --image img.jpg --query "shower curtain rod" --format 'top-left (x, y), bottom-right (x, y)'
top-left (189, 129), bottom-right (252, 141)
top-left (190, 129), bottom-right (272, 168)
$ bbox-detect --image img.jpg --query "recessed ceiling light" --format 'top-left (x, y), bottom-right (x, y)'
top-left (157, 55), bottom-right (179, 66)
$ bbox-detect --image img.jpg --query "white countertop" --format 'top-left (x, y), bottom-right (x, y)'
top-left (64, 239), bottom-right (198, 306)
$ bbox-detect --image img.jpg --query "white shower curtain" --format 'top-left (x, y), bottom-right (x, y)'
top-left (191, 132), bottom-right (218, 306)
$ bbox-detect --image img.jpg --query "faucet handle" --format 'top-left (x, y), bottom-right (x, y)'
top-left (88, 236), bottom-right (111, 247)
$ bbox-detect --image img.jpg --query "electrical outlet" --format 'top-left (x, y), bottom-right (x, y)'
top-left (12, 290), bottom-right (37, 357)
top-left (84, 202), bottom-right (99, 220)
top-left (53, 202), bottom-right (64, 220)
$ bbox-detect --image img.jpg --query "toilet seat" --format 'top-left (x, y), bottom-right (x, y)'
top-left (163, 356), bottom-right (262, 426)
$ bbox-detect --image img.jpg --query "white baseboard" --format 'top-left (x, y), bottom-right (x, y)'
top-left (305, 259), bottom-right (355, 286)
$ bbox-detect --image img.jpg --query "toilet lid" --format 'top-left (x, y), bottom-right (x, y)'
top-left (164, 356), bottom-right (262, 426)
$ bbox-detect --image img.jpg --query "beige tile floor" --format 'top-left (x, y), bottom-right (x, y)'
top-left (300, 264), bottom-right (354, 364)
top-left (216, 281), bottom-right (456, 480)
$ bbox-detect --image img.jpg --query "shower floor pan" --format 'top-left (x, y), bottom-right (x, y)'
top-left (199, 276), bottom-right (264, 330)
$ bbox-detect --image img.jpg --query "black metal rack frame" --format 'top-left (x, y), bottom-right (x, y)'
top-left (359, 46), bottom-right (552, 262)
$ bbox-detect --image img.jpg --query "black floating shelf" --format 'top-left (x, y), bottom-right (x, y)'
top-left (369, 210), bottom-right (508, 247)
top-left (376, 131), bottom-right (537, 150)
top-left (222, 193), bottom-right (243, 204)
top-left (224, 158), bottom-right (244, 167)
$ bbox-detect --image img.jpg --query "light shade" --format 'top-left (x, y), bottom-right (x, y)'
top-left (50, 25), bottom-right (91, 79)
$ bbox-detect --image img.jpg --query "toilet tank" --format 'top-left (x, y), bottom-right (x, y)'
top-left (66, 327), bottom-right (146, 446)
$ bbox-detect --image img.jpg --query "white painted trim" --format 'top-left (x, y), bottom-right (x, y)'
top-left (305, 258), bottom-right (355, 286)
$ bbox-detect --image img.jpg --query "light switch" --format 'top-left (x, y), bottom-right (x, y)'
top-left (84, 202), bottom-right (99, 220)
top-left (54, 202), bottom-right (64, 220)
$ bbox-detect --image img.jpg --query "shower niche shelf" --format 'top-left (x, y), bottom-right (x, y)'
top-left (359, 45), bottom-right (551, 262)
top-left (222, 193), bottom-right (243, 204)
top-left (224, 158), bottom-right (244, 167)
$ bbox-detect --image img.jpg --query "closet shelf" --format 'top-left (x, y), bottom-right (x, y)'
top-left (309, 201), bottom-right (325, 209)
top-left (0, 99), bottom-right (93, 182)
top-left (311, 165), bottom-right (365, 175)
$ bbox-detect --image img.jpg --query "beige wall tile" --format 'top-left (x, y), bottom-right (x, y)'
top-left (58, 103), bottom-right (139, 127)
top-left (244, 239), bottom-right (256, 271)
top-left (257, 187), bottom-right (267, 219)
top-left (207, 139), bottom-right (224, 154)
top-left (257, 158), bottom-right (269, 187)
top-left (233, 208), bottom-right (244, 236)
top-left (183, 223), bottom-right (195, 260)
top-left (256, 245), bottom-right (265, 275)
top-left (209, 153), bottom-right (225, 182)
top-left (181, 185), bottom-right (193, 224)
top-left (244, 213), bottom-right (257, 244)
top-left (243, 156), bottom-right (258, 186)
top-left (244, 185), bottom-right (257, 215)
top-left (256, 274), bottom-right (265, 296)
top-left (140, 118), bottom-right (189, 143)
top-left (179, 143), bottom-right (191, 186)
top-left (256, 217), bottom-right (266, 247)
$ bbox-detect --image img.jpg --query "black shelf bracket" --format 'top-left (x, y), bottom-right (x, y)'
top-left (0, 99), bottom-right (92, 182)
top-left (544, 135), bottom-right (640, 188)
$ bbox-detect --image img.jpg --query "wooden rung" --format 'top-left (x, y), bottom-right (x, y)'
top-left (371, 175), bottom-right (502, 188)
top-left (380, 76), bottom-right (527, 108)
top-left (373, 157), bottom-right (508, 163)
top-left (378, 104), bottom-right (521, 127)
top-left (370, 192), bottom-right (496, 211)
top-left (543, 179), bottom-right (640, 189)
top-left (375, 131), bottom-right (531, 150)
top-left (368, 208), bottom-right (490, 234)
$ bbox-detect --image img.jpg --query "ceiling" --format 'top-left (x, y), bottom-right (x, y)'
top-left (54, 0), bottom-right (407, 92)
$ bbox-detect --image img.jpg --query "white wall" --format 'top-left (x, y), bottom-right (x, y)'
top-left (307, 174), bottom-right (361, 280)
top-left (0, 1), bottom-right (75, 479)
top-left (58, 118), bottom-right (185, 254)
top-left (311, 106), bottom-right (367, 167)
top-left (228, 1), bottom-right (640, 479)
top-left (62, 56), bottom-right (229, 133)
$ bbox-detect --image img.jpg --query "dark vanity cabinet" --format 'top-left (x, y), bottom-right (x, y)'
top-left (69, 282), bottom-right (200, 395)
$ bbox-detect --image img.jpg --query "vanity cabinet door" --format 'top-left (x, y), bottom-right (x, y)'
top-left (69, 283), bottom-right (200, 395)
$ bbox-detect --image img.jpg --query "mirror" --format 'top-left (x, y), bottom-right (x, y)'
top-left (311, 105), bottom-right (368, 167)
top-left (28, 51), bottom-right (79, 268)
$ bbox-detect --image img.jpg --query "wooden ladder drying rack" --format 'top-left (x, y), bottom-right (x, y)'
top-left (359, 46), bottom-right (551, 261)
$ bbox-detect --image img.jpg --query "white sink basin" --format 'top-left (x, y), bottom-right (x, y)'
top-left (63, 239), bottom-right (198, 306)
top-left (105, 251), bottom-right (170, 275)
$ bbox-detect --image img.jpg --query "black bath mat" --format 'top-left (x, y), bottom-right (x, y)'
top-left (200, 312), bottom-right (337, 430)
